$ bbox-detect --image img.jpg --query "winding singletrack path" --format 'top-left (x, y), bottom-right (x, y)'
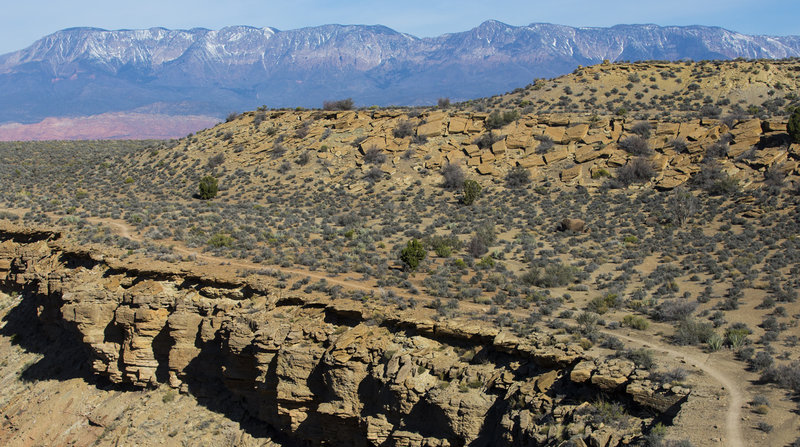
top-left (602, 330), bottom-right (744, 447)
top-left (4, 210), bottom-right (747, 447)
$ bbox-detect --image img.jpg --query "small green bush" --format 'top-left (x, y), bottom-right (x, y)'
top-left (587, 293), bottom-right (620, 314)
top-left (198, 175), bottom-right (218, 200)
top-left (622, 315), bottom-right (650, 330)
top-left (522, 262), bottom-right (579, 288)
top-left (462, 179), bottom-right (482, 205)
top-left (400, 238), bottom-right (426, 271)
top-left (208, 232), bottom-right (234, 248)
top-left (485, 110), bottom-right (519, 130)
top-left (788, 107), bottom-right (800, 143)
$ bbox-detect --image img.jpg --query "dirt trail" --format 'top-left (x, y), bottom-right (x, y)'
top-left (83, 216), bottom-right (383, 295)
top-left (4, 211), bottom-right (748, 446)
top-left (602, 330), bottom-right (745, 447)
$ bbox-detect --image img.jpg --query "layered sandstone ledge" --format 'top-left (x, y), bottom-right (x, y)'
top-left (205, 108), bottom-right (799, 192)
top-left (0, 223), bottom-right (687, 446)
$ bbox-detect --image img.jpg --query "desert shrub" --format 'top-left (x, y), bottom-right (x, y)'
top-left (474, 224), bottom-right (496, 247)
top-left (630, 121), bottom-right (652, 139)
top-left (198, 175), bottom-right (218, 200)
top-left (721, 113), bottom-right (742, 128)
top-left (208, 232), bottom-right (234, 248)
top-left (473, 131), bottom-right (504, 149)
top-left (364, 166), bottom-right (384, 183)
top-left (466, 224), bottom-right (496, 257)
top-left (581, 399), bottom-right (629, 429)
top-left (691, 162), bottom-right (739, 195)
top-left (619, 135), bottom-right (652, 155)
top-left (225, 112), bottom-right (238, 122)
top-left (467, 237), bottom-right (488, 258)
top-left (756, 422), bottom-right (773, 433)
top-left (393, 120), bottom-right (415, 138)
top-left (277, 161), bottom-right (292, 174)
top-left (624, 348), bottom-right (656, 370)
top-left (207, 153), bottom-right (225, 169)
top-left (425, 235), bottom-right (462, 257)
top-left (670, 137), bottom-right (688, 153)
top-left (749, 351), bottom-right (774, 371)
top-left (400, 238), bottom-right (426, 271)
top-left (271, 143), bottom-right (287, 159)
top-left (667, 187), bottom-right (698, 226)
top-left (654, 367), bottom-right (688, 384)
top-left (704, 141), bottom-right (728, 159)
top-left (788, 107), bottom-right (800, 143)
top-left (462, 179), bottom-right (482, 205)
top-left (534, 135), bottom-right (555, 154)
top-left (363, 147), bottom-right (386, 165)
top-left (673, 319), bottom-right (715, 346)
top-left (751, 394), bottom-right (770, 414)
top-left (622, 315), bottom-right (650, 330)
top-left (762, 361), bottom-right (800, 393)
top-left (441, 163), bottom-right (465, 190)
top-left (485, 110), bottom-right (519, 129)
top-left (296, 151), bottom-right (311, 166)
top-left (522, 263), bottom-right (578, 288)
top-left (587, 293), bottom-right (621, 314)
top-left (253, 112), bottom-right (266, 126)
top-left (576, 311), bottom-right (599, 333)
top-left (652, 299), bottom-right (697, 322)
top-left (295, 121), bottom-right (311, 138)
top-left (505, 165), bottom-right (531, 188)
top-left (438, 97), bottom-right (451, 108)
top-left (763, 164), bottom-right (786, 191)
top-left (323, 98), bottom-right (354, 111)
top-left (615, 157), bottom-right (655, 186)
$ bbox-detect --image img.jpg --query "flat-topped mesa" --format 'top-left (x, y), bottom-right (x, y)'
top-left (0, 224), bottom-right (687, 447)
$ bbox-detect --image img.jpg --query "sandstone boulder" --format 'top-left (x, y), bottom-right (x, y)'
top-left (558, 218), bottom-right (586, 233)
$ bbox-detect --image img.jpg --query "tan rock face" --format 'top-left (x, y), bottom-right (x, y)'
top-left (543, 126), bottom-right (567, 144)
top-left (0, 225), bottom-right (687, 447)
top-left (561, 165), bottom-right (583, 182)
top-left (544, 147), bottom-right (569, 164)
top-left (564, 124), bottom-right (589, 143)
top-left (417, 120), bottom-right (444, 138)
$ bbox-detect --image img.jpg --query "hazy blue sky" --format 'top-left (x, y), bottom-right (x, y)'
top-left (1, 0), bottom-right (798, 55)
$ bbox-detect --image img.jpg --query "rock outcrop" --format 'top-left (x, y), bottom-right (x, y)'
top-left (0, 224), bottom-right (688, 446)
top-left (199, 107), bottom-right (800, 198)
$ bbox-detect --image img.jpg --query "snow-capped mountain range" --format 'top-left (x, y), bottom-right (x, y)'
top-left (1, 21), bottom-right (799, 125)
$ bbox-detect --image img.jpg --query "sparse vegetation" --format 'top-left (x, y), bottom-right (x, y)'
top-left (2, 57), bottom-right (800, 446)
top-left (323, 98), bottom-right (355, 111)
top-left (615, 157), bottom-right (655, 186)
top-left (441, 163), bottom-right (464, 190)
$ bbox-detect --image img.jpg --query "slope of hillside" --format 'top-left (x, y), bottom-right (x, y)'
top-left (467, 58), bottom-right (800, 120)
top-left (0, 59), bottom-right (799, 446)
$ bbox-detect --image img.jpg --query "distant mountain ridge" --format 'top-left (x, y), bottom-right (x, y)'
top-left (1, 21), bottom-right (799, 129)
